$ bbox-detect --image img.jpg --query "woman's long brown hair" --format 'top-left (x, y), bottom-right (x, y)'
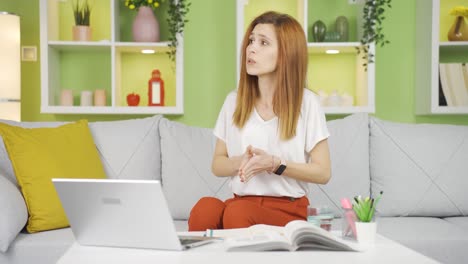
top-left (233, 11), bottom-right (308, 140)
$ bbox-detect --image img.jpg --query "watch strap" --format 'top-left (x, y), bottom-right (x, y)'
top-left (274, 159), bottom-right (287, 175)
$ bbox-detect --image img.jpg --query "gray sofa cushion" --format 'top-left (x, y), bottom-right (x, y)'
top-left (0, 228), bottom-right (74, 264)
top-left (0, 176), bottom-right (27, 253)
top-left (444, 217), bottom-right (468, 230)
top-left (377, 217), bottom-right (468, 264)
top-left (370, 117), bottom-right (468, 217)
top-left (0, 116), bottom-right (162, 183)
top-left (89, 115), bottom-right (162, 181)
top-left (159, 118), bottom-right (232, 220)
top-left (308, 113), bottom-right (370, 217)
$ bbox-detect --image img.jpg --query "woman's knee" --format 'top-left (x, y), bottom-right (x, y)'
top-left (223, 200), bottom-right (258, 229)
top-left (188, 197), bottom-right (225, 231)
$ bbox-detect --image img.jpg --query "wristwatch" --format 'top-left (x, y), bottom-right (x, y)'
top-left (274, 158), bottom-right (287, 175)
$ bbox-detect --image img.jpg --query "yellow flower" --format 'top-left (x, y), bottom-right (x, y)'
top-left (449, 6), bottom-right (468, 17)
top-left (124, 0), bottom-right (162, 10)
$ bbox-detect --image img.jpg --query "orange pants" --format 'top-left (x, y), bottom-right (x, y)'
top-left (188, 195), bottom-right (309, 231)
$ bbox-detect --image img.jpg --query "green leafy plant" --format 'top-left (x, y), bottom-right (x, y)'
top-left (357, 0), bottom-right (392, 70)
top-left (166, 0), bottom-right (191, 62)
top-left (352, 191), bottom-right (383, 222)
top-left (124, 0), bottom-right (163, 11)
top-left (72, 0), bottom-right (91, 26)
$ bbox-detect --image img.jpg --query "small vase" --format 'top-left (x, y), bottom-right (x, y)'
top-left (72, 25), bottom-right (92, 41)
top-left (94, 89), bottom-right (106, 106)
top-left (335, 16), bottom-right (349, 42)
top-left (132, 6), bottom-right (160, 42)
top-left (311, 20), bottom-right (326, 42)
top-left (448, 16), bottom-right (468, 41)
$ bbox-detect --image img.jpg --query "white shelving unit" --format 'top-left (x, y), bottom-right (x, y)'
top-left (236, 0), bottom-right (375, 114)
top-left (39, 0), bottom-right (184, 114)
top-left (415, 0), bottom-right (468, 114)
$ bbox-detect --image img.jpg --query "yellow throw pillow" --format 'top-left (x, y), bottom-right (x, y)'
top-left (0, 120), bottom-right (106, 233)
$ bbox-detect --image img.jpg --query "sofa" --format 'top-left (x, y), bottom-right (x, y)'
top-left (0, 113), bottom-right (467, 264)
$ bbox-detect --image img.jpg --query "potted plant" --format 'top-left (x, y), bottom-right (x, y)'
top-left (72, 0), bottom-right (92, 41)
top-left (123, 0), bottom-right (190, 62)
top-left (352, 191), bottom-right (383, 243)
top-left (356, 0), bottom-right (392, 70)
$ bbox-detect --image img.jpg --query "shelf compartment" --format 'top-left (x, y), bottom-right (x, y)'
top-left (438, 0), bottom-right (468, 42)
top-left (115, 45), bottom-right (176, 108)
top-left (46, 0), bottom-right (111, 42)
top-left (46, 46), bottom-right (111, 107)
top-left (307, 47), bottom-right (369, 109)
top-left (241, 0), bottom-right (305, 31)
top-left (308, 0), bottom-right (360, 43)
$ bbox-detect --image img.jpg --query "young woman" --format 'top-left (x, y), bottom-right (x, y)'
top-left (188, 11), bottom-right (331, 231)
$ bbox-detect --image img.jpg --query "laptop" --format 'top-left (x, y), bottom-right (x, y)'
top-left (52, 178), bottom-right (219, 250)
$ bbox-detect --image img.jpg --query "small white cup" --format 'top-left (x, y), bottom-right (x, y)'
top-left (80, 90), bottom-right (93, 106)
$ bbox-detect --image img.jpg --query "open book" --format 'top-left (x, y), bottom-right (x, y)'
top-left (207, 220), bottom-right (364, 252)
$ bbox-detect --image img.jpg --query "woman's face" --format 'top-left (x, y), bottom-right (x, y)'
top-left (245, 23), bottom-right (278, 77)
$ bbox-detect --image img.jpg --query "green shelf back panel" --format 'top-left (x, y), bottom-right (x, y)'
top-left (440, 48), bottom-right (468, 62)
top-left (59, 50), bottom-right (112, 106)
top-left (119, 52), bottom-right (175, 107)
top-left (308, 0), bottom-right (359, 42)
top-left (58, 0), bottom-right (111, 41)
top-left (439, 0), bottom-right (468, 42)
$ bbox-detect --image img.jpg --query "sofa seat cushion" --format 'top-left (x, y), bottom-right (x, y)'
top-left (377, 217), bottom-right (468, 264)
top-left (443, 217), bottom-right (468, 230)
top-left (174, 220), bottom-right (189, 232)
top-left (370, 117), bottom-right (468, 217)
top-left (0, 228), bottom-right (74, 264)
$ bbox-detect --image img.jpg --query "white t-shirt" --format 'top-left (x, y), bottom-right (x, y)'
top-left (213, 89), bottom-right (329, 198)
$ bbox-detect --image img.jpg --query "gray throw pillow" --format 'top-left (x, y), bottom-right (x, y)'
top-left (370, 117), bottom-right (468, 217)
top-left (308, 113), bottom-right (371, 217)
top-left (0, 175), bottom-right (27, 253)
top-left (159, 118), bottom-right (232, 220)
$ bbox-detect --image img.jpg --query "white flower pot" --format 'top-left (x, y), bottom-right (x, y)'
top-left (355, 221), bottom-right (377, 244)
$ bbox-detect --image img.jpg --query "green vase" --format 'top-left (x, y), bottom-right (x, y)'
top-left (335, 16), bottom-right (349, 42)
top-left (311, 20), bottom-right (326, 42)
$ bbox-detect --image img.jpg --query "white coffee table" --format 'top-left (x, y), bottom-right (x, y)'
top-left (57, 232), bottom-right (439, 264)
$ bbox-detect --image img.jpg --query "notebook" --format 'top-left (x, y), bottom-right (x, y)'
top-left (52, 178), bottom-right (219, 250)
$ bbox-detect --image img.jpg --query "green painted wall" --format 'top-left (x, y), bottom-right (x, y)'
top-left (1, 0), bottom-right (468, 127)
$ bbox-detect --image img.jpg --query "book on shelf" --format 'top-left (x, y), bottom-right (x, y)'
top-left (439, 63), bottom-right (468, 106)
top-left (206, 220), bottom-right (365, 252)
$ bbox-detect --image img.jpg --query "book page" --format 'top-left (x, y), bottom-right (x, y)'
top-left (207, 224), bottom-right (284, 238)
top-left (284, 220), bottom-right (364, 251)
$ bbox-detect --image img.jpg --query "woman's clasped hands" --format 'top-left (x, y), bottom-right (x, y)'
top-left (238, 145), bottom-right (275, 183)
